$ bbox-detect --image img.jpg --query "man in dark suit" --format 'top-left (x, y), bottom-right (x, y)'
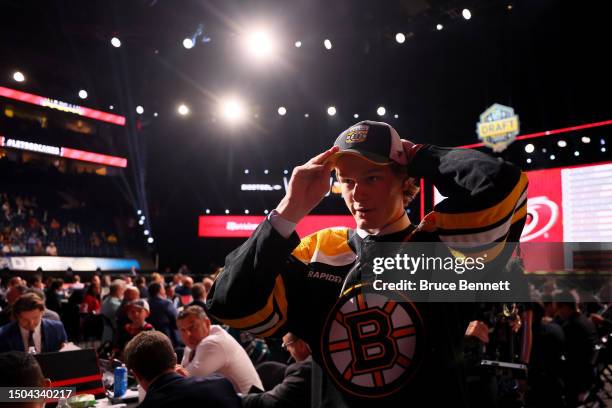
top-left (0, 293), bottom-right (67, 353)
top-left (242, 332), bottom-right (312, 408)
top-left (187, 283), bottom-right (207, 310)
top-left (124, 330), bottom-right (241, 408)
top-left (147, 282), bottom-right (180, 347)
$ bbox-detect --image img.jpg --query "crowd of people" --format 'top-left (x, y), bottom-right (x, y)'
top-left (0, 269), bottom-right (313, 407)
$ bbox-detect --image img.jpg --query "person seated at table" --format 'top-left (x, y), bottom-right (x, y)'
top-left (118, 299), bottom-right (154, 351)
top-left (176, 305), bottom-right (263, 394)
top-left (82, 282), bottom-right (101, 313)
top-left (0, 351), bottom-right (50, 408)
top-left (0, 293), bottom-right (67, 353)
top-left (124, 330), bottom-right (242, 407)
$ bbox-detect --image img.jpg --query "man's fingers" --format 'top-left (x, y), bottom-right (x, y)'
top-left (308, 146), bottom-right (339, 165)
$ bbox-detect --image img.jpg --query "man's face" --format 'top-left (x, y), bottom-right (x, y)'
top-left (18, 309), bottom-right (44, 332)
top-left (336, 155), bottom-right (406, 233)
top-left (177, 315), bottom-right (210, 349)
top-left (128, 306), bottom-right (149, 325)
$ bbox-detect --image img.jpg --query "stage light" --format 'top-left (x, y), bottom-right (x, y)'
top-left (602, 147), bottom-right (607, 153)
top-left (574, 151), bottom-right (580, 157)
top-left (144, 229), bottom-right (150, 235)
top-left (436, 24), bottom-right (444, 31)
top-left (140, 215), bottom-right (146, 221)
top-left (395, 33), bottom-right (406, 44)
top-left (526, 158), bottom-right (532, 164)
top-left (542, 148), bottom-right (547, 153)
top-left (12, 71), bottom-right (25, 82)
top-left (295, 41), bottom-right (302, 48)
top-left (244, 209), bottom-right (250, 214)
top-left (304, 113), bottom-right (309, 118)
top-left (581, 136), bottom-right (591, 143)
top-left (525, 144), bottom-right (535, 153)
top-left (136, 106), bottom-right (144, 115)
top-left (377, 106), bottom-right (386, 116)
top-left (220, 98), bottom-right (246, 123)
top-left (601, 138), bottom-right (606, 145)
top-left (183, 38), bottom-right (194, 49)
top-left (111, 37), bottom-right (121, 48)
top-left (78, 90), bottom-right (88, 99)
top-left (323, 39), bottom-right (332, 50)
top-left (137, 210), bottom-right (142, 215)
top-left (327, 106), bottom-right (336, 116)
top-left (205, 209), bottom-right (211, 214)
top-left (507, 4), bottom-right (513, 11)
top-left (462, 9), bottom-right (472, 20)
top-left (244, 29), bottom-right (276, 60)
top-left (394, 114), bottom-right (399, 119)
top-left (278, 106), bottom-right (287, 116)
top-left (153, 112), bottom-right (158, 117)
top-left (178, 104), bottom-right (190, 116)
top-left (557, 140), bottom-right (567, 147)
top-left (244, 169), bottom-right (250, 174)
top-left (225, 209), bottom-right (230, 214)
top-left (283, 169), bottom-right (289, 174)
top-left (109, 105), bottom-right (114, 110)
top-left (264, 209), bottom-right (269, 214)
top-left (264, 169), bottom-right (269, 174)
top-left (550, 154), bottom-right (556, 160)
top-left (147, 237), bottom-right (154, 244)
top-left (138, 219), bottom-right (144, 225)
top-left (354, 113), bottom-right (359, 119)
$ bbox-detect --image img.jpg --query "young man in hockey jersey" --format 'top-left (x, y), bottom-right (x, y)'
top-left (208, 120), bottom-right (528, 407)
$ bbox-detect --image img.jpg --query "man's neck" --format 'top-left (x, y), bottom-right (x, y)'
top-left (356, 212), bottom-right (410, 237)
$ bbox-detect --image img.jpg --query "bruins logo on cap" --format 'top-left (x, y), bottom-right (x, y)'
top-left (345, 125), bottom-right (369, 144)
top-left (320, 284), bottom-right (425, 398)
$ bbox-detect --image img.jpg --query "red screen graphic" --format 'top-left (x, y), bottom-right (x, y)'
top-left (198, 215), bottom-right (356, 238)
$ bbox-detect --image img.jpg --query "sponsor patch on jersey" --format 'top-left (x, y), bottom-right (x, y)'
top-left (320, 284), bottom-right (425, 398)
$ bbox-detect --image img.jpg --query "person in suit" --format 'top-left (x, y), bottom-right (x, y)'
top-left (186, 283), bottom-right (207, 310)
top-left (242, 332), bottom-right (312, 408)
top-left (147, 282), bottom-right (180, 347)
top-left (124, 330), bottom-right (242, 408)
top-left (0, 293), bottom-right (67, 353)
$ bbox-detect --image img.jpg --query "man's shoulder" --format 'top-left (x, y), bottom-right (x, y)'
top-left (293, 227), bottom-right (355, 266)
top-left (285, 357), bottom-right (313, 376)
top-left (0, 321), bottom-right (18, 336)
top-left (42, 319), bottom-right (65, 332)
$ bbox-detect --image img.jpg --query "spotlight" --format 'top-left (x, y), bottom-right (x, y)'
top-left (295, 41), bottom-right (302, 48)
top-left (144, 229), bottom-right (150, 235)
top-left (601, 138), bottom-right (606, 145)
top-left (138, 219), bottom-right (144, 225)
top-left (376, 106), bottom-right (386, 116)
top-left (205, 209), bottom-right (211, 214)
top-left (557, 140), bottom-right (567, 148)
top-left (136, 106), bottom-right (144, 115)
top-left (283, 169), bottom-right (289, 174)
top-left (111, 37), bottom-right (121, 48)
top-left (137, 210), bottom-right (142, 215)
top-left (462, 9), bottom-right (472, 20)
top-left (323, 39), bottom-right (332, 50)
top-left (353, 113), bottom-right (359, 119)
top-left (525, 144), bottom-right (535, 153)
top-left (109, 105), bottom-right (114, 110)
top-left (264, 169), bottom-right (269, 174)
top-left (602, 147), bottom-right (607, 153)
top-left (550, 154), bottom-right (556, 160)
top-left (526, 158), bottom-right (532, 164)
top-left (147, 237), bottom-right (154, 244)
top-left (225, 209), bottom-right (230, 214)
top-left (507, 4), bottom-right (513, 11)
top-left (327, 106), bottom-right (336, 116)
top-left (264, 209), bottom-right (269, 214)
top-left (395, 33), bottom-right (406, 44)
top-left (581, 136), bottom-right (591, 143)
top-left (436, 24), bottom-right (444, 31)
top-left (278, 106), bottom-right (287, 116)
top-left (220, 98), bottom-right (246, 123)
top-left (244, 29), bottom-right (276, 60)
top-left (574, 151), bottom-right (580, 157)
top-left (78, 90), bottom-right (88, 99)
top-left (244, 169), bottom-right (250, 174)
top-left (304, 113), bottom-right (309, 118)
top-left (394, 114), bottom-right (399, 119)
top-left (542, 148), bottom-right (547, 153)
top-left (183, 38), bottom-right (194, 49)
top-left (244, 209), bottom-right (250, 214)
top-left (12, 71), bottom-right (25, 82)
top-left (178, 104), bottom-right (190, 116)
top-left (153, 112), bottom-right (158, 117)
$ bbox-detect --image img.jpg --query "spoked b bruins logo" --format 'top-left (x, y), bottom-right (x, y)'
top-left (321, 284), bottom-right (425, 398)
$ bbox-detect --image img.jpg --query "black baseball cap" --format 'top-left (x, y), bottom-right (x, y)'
top-left (327, 120), bottom-right (407, 166)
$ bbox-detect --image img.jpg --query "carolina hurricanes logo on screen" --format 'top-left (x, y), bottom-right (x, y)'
top-left (321, 284), bottom-right (425, 398)
top-left (521, 196), bottom-right (559, 241)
